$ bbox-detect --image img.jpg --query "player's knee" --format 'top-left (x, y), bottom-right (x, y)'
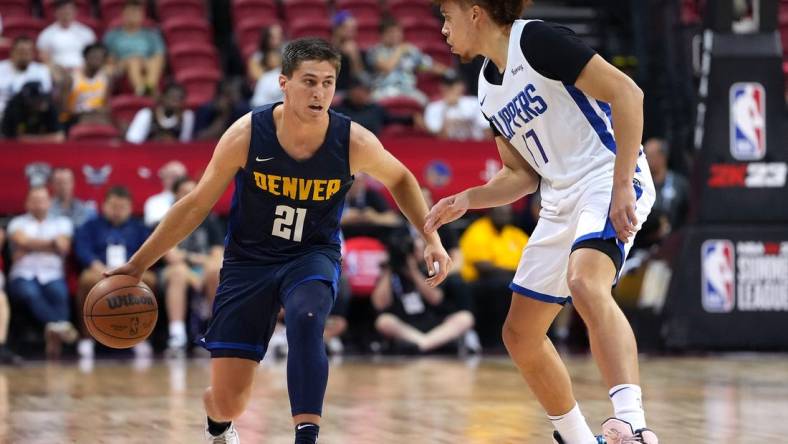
top-left (566, 274), bottom-right (604, 311)
top-left (285, 304), bottom-right (327, 337)
top-left (502, 319), bottom-right (539, 354)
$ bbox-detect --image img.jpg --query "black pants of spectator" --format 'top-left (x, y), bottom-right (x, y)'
top-left (470, 271), bottom-right (515, 351)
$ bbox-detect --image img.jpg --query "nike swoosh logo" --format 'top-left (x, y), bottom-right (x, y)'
top-left (297, 424), bottom-right (315, 430)
top-left (480, 95), bottom-right (487, 106)
top-left (256, 157), bottom-right (274, 162)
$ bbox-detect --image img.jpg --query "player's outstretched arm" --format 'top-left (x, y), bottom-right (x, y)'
top-left (424, 136), bottom-right (539, 233)
top-left (575, 54), bottom-right (644, 242)
top-left (107, 113), bottom-right (251, 280)
top-left (349, 122), bottom-right (451, 287)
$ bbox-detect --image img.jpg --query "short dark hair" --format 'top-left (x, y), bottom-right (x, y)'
top-left (433, 0), bottom-right (531, 26)
top-left (83, 42), bottom-right (107, 58)
top-left (379, 16), bottom-right (400, 34)
top-left (53, 0), bottom-right (74, 9)
top-left (281, 38), bottom-right (342, 78)
top-left (171, 176), bottom-right (195, 194)
top-left (124, 0), bottom-right (144, 8)
top-left (105, 185), bottom-right (132, 202)
top-left (12, 36), bottom-right (33, 48)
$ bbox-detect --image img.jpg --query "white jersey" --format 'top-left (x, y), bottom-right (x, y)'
top-left (478, 20), bottom-right (642, 208)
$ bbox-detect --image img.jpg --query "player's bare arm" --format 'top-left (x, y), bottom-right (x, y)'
top-left (575, 55), bottom-right (644, 242)
top-left (108, 113), bottom-right (251, 279)
top-left (348, 121), bottom-right (451, 287)
top-left (424, 136), bottom-right (539, 233)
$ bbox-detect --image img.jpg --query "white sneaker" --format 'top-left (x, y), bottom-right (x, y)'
top-left (165, 334), bottom-right (188, 358)
top-left (205, 423), bottom-right (240, 444)
top-left (326, 337), bottom-right (343, 355)
top-left (133, 340), bottom-right (153, 358)
top-left (77, 339), bottom-right (95, 359)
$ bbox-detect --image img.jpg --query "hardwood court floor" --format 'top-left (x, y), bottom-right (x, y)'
top-left (1, 354), bottom-right (787, 443)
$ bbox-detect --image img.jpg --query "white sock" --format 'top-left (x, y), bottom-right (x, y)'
top-left (548, 403), bottom-right (596, 444)
top-left (609, 384), bottom-right (646, 431)
top-left (169, 320), bottom-right (186, 340)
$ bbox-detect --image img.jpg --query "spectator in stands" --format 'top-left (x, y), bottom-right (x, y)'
top-left (372, 232), bottom-right (474, 353)
top-left (459, 205), bottom-right (529, 348)
top-left (36, 0), bottom-right (96, 77)
top-left (247, 23), bottom-right (285, 82)
top-left (367, 17), bottom-right (447, 104)
top-left (333, 76), bottom-right (389, 135)
top-left (1, 81), bottom-right (64, 142)
top-left (250, 49), bottom-right (284, 107)
top-left (0, 37), bottom-right (53, 122)
top-left (194, 79), bottom-right (250, 141)
top-left (103, 0), bottom-right (165, 96)
top-left (125, 83), bottom-right (194, 143)
top-left (63, 43), bottom-right (112, 126)
top-left (7, 186), bottom-right (75, 359)
top-left (644, 137), bottom-right (690, 231)
top-left (425, 72), bottom-right (491, 140)
top-left (0, 228), bottom-right (22, 365)
top-left (144, 160), bottom-right (187, 227)
top-left (160, 177), bottom-right (223, 356)
top-left (49, 166), bottom-right (96, 228)
top-left (342, 174), bottom-right (402, 228)
top-left (332, 10), bottom-right (369, 92)
top-left (74, 186), bottom-right (155, 358)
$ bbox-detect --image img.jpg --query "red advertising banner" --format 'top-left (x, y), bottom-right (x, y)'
top-left (0, 138), bottom-right (500, 215)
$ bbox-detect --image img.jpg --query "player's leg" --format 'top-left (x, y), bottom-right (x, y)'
top-left (374, 313), bottom-right (426, 347)
top-left (419, 310), bottom-right (474, 352)
top-left (281, 279), bottom-right (333, 442)
top-left (203, 357), bottom-right (257, 422)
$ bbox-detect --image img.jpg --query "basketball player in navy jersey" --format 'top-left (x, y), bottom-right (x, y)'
top-left (425, 1), bottom-right (659, 443)
top-left (107, 38), bottom-right (451, 444)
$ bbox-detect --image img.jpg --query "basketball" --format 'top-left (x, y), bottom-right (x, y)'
top-left (83, 275), bottom-right (158, 349)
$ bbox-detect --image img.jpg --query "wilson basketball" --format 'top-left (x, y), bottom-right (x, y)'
top-left (83, 275), bottom-right (158, 349)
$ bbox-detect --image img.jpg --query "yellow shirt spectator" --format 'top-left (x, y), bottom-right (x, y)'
top-left (460, 216), bottom-right (529, 282)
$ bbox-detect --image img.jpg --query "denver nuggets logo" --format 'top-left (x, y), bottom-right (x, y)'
top-left (253, 172), bottom-right (342, 201)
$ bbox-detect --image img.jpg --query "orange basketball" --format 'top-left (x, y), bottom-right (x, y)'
top-left (83, 274), bottom-right (158, 349)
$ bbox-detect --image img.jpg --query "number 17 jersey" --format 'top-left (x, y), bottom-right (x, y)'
top-left (223, 104), bottom-right (354, 265)
top-left (478, 20), bottom-right (629, 208)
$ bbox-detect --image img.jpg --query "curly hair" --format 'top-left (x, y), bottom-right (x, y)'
top-left (433, 0), bottom-right (532, 26)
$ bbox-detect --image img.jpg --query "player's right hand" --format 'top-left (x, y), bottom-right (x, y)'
top-left (103, 261), bottom-right (145, 281)
top-left (424, 192), bottom-right (469, 233)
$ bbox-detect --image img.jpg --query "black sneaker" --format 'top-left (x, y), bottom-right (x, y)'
top-left (0, 346), bottom-right (22, 365)
top-left (553, 431), bottom-right (607, 444)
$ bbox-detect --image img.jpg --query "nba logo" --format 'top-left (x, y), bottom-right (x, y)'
top-left (701, 240), bottom-right (736, 313)
top-left (730, 82), bottom-right (766, 160)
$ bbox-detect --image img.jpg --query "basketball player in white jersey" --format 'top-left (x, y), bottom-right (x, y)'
top-left (425, 1), bottom-right (659, 443)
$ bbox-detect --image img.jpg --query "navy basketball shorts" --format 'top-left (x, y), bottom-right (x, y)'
top-left (199, 251), bottom-right (340, 361)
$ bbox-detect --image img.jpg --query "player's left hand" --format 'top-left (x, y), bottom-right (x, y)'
top-left (423, 240), bottom-right (451, 287)
top-left (610, 182), bottom-right (637, 243)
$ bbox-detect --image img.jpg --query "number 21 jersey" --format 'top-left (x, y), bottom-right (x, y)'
top-left (223, 104), bottom-right (354, 265)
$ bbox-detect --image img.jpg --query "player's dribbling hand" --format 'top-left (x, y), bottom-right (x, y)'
top-left (610, 182), bottom-right (637, 243)
top-left (424, 192), bottom-right (469, 233)
top-left (423, 241), bottom-right (451, 287)
top-left (103, 261), bottom-right (145, 281)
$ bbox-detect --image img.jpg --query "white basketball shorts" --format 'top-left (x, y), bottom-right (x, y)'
top-left (510, 155), bottom-right (656, 304)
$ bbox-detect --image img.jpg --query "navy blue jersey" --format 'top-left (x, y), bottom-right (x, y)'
top-left (223, 104), bottom-right (354, 264)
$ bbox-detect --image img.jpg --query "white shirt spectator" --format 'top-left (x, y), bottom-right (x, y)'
top-left (36, 21), bottom-right (96, 69)
top-left (424, 96), bottom-right (489, 141)
top-left (7, 214), bottom-right (73, 284)
top-left (125, 107), bottom-right (195, 144)
top-left (251, 68), bottom-right (284, 107)
top-left (0, 60), bottom-right (53, 116)
top-left (143, 190), bottom-right (174, 227)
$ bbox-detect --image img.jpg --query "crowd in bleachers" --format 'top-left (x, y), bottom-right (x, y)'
top-left (0, 0), bottom-right (497, 143)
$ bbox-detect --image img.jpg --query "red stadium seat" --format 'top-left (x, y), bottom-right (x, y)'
top-left (168, 42), bottom-right (219, 75)
top-left (99, 0), bottom-right (132, 22)
top-left (418, 40), bottom-right (454, 67)
top-left (417, 72), bottom-right (442, 99)
top-left (400, 16), bottom-right (442, 43)
top-left (355, 15), bottom-right (380, 50)
top-left (161, 17), bottom-right (212, 44)
top-left (175, 67), bottom-right (221, 109)
top-left (342, 236), bottom-right (387, 297)
top-left (41, 0), bottom-right (91, 20)
top-left (68, 123), bottom-right (120, 142)
top-left (378, 95), bottom-right (424, 119)
top-left (110, 94), bottom-right (155, 127)
top-left (1, 15), bottom-right (44, 39)
top-left (236, 16), bottom-right (281, 58)
top-left (232, 0), bottom-right (278, 26)
top-left (379, 123), bottom-right (429, 138)
top-left (158, 0), bottom-right (206, 20)
top-left (334, 0), bottom-right (380, 21)
top-left (387, 0), bottom-right (433, 21)
top-left (0, 39), bottom-right (10, 60)
top-left (0, 0), bottom-right (30, 18)
top-left (288, 16), bottom-right (331, 39)
top-left (282, 0), bottom-right (329, 21)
